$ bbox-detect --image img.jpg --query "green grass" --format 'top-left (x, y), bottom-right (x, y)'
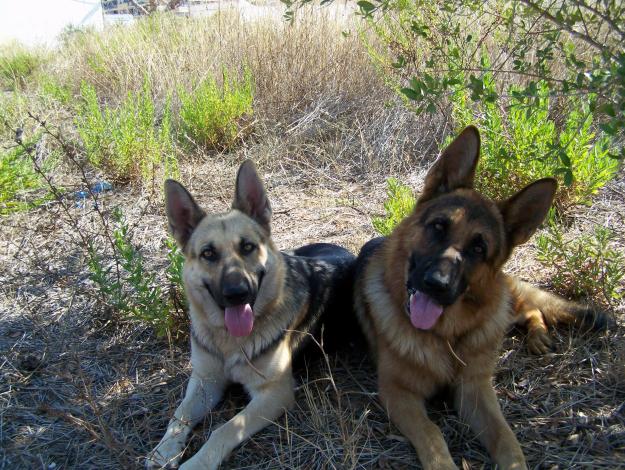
top-left (372, 178), bottom-right (415, 236)
top-left (0, 45), bottom-right (44, 90)
top-left (39, 75), bottom-right (72, 105)
top-left (0, 139), bottom-right (54, 215)
top-left (179, 69), bottom-right (254, 150)
top-left (75, 79), bottom-right (178, 184)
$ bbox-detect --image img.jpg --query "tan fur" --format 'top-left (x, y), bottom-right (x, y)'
top-left (507, 277), bottom-right (611, 354)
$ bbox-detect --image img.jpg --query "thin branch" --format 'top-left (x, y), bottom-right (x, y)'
top-left (570, 0), bottom-right (625, 40)
top-left (518, 0), bottom-right (614, 57)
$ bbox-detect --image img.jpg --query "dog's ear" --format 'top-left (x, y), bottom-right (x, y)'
top-left (232, 160), bottom-right (272, 232)
top-left (419, 126), bottom-right (480, 203)
top-left (500, 178), bottom-right (557, 247)
top-left (165, 179), bottom-right (206, 249)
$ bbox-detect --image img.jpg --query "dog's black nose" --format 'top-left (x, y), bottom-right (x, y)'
top-left (222, 282), bottom-right (250, 305)
top-left (423, 269), bottom-right (450, 292)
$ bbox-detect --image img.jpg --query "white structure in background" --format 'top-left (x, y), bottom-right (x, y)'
top-left (0, 0), bottom-right (103, 46)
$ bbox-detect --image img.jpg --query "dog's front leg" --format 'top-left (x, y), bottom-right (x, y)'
top-left (146, 343), bottom-right (226, 469)
top-left (454, 378), bottom-right (526, 470)
top-left (179, 373), bottom-right (294, 470)
top-left (379, 375), bottom-right (458, 470)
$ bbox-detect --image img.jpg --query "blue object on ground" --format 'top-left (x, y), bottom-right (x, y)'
top-left (92, 181), bottom-right (113, 193)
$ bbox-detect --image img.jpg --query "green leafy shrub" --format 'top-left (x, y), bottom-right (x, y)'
top-left (164, 236), bottom-right (186, 308)
top-left (76, 79), bottom-right (177, 183)
top-left (0, 138), bottom-right (55, 215)
top-left (87, 209), bottom-right (184, 338)
top-left (372, 177), bottom-right (415, 235)
top-left (179, 69), bottom-right (254, 150)
top-left (536, 224), bottom-right (624, 307)
top-left (351, 0), bottom-right (625, 158)
top-left (39, 76), bottom-right (72, 105)
top-left (0, 45), bottom-right (44, 90)
top-left (448, 75), bottom-right (618, 211)
top-left (344, 0), bottom-right (623, 211)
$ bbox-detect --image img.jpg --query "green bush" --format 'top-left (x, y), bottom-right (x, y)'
top-left (0, 45), bottom-right (44, 90)
top-left (349, 0), bottom-right (625, 158)
top-left (76, 79), bottom-right (178, 184)
top-left (343, 0), bottom-right (622, 211)
top-left (39, 76), bottom-right (72, 105)
top-left (164, 236), bottom-right (186, 314)
top-left (87, 209), bottom-right (184, 338)
top-left (179, 69), bottom-right (254, 150)
top-left (448, 74), bottom-right (618, 211)
top-left (536, 224), bottom-right (624, 307)
top-left (0, 138), bottom-right (55, 215)
top-left (372, 177), bottom-right (415, 235)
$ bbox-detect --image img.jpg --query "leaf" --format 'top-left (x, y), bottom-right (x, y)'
top-left (559, 151), bottom-right (571, 167)
top-left (598, 103), bottom-right (616, 118)
top-left (400, 87), bottom-right (420, 101)
top-left (357, 0), bottom-right (376, 14)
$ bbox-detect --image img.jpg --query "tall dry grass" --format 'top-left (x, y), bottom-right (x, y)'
top-left (47, 8), bottom-right (446, 176)
top-left (54, 10), bottom-right (377, 118)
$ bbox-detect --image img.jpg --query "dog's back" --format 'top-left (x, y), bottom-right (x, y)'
top-left (284, 243), bottom-right (358, 353)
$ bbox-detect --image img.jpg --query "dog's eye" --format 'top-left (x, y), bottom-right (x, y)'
top-left (429, 219), bottom-right (447, 234)
top-left (200, 247), bottom-right (218, 262)
top-left (241, 241), bottom-right (256, 254)
top-left (470, 238), bottom-right (487, 257)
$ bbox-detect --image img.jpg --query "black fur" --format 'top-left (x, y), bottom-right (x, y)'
top-left (283, 243), bottom-right (356, 354)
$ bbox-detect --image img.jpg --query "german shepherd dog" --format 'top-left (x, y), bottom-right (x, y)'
top-left (146, 160), bottom-right (354, 469)
top-left (353, 126), bottom-right (609, 469)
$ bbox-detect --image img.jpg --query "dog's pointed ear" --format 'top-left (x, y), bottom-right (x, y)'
top-left (500, 178), bottom-right (557, 247)
top-left (419, 126), bottom-right (481, 203)
top-left (165, 179), bottom-right (206, 249)
top-left (232, 160), bottom-right (272, 232)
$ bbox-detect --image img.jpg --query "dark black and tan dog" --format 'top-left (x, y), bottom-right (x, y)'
top-left (146, 160), bottom-right (354, 469)
top-left (354, 126), bottom-right (608, 469)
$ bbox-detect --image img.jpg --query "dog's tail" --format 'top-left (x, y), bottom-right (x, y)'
top-left (508, 277), bottom-right (613, 354)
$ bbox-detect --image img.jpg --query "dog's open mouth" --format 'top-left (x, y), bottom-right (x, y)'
top-left (405, 288), bottom-right (444, 330)
top-left (224, 304), bottom-right (254, 337)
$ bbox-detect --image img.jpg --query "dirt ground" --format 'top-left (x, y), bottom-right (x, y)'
top-left (1, 155), bottom-right (624, 469)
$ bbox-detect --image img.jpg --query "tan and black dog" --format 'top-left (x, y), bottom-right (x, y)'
top-left (146, 160), bottom-right (354, 469)
top-left (353, 126), bottom-right (608, 469)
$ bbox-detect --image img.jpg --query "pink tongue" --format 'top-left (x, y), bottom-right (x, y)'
top-left (224, 304), bottom-right (254, 337)
top-left (410, 291), bottom-right (444, 330)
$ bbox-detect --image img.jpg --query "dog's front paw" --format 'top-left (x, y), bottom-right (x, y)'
top-left (145, 440), bottom-right (184, 469)
top-left (526, 329), bottom-right (553, 355)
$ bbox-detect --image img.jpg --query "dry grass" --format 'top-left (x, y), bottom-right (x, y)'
top-left (45, 7), bottom-right (448, 177)
top-left (54, 9), bottom-right (377, 122)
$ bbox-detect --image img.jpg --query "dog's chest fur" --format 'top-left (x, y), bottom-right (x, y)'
top-left (362, 248), bottom-right (512, 387)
